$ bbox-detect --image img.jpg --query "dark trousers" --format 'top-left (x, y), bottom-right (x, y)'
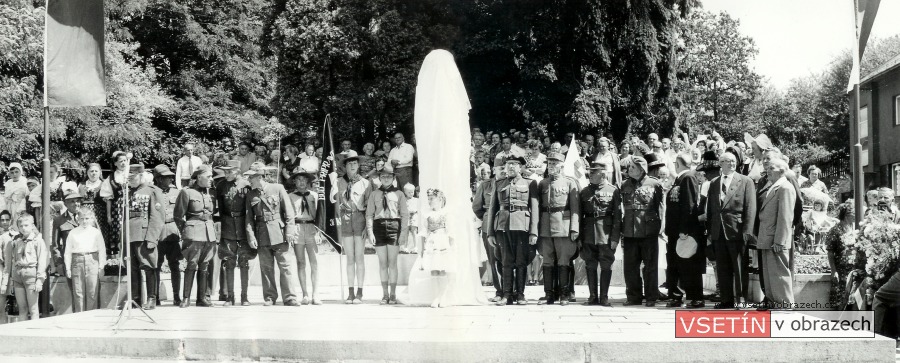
top-left (623, 236), bottom-right (659, 302)
top-left (130, 241), bottom-right (158, 302)
top-left (156, 240), bottom-right (182, 302)
top-left (496, 230), bottom-right (529, 298)
top-left (875, 270), bottom-right (900, 338)
top-left (482, 233), bottom-right (502, 297)
top-left (665, 234), bottom-right (704, 301)
top-left (714, 237), bottom-right (748, 304)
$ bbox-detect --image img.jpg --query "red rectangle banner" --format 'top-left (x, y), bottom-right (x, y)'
top-left (675, 311), bottom-right (771, 338)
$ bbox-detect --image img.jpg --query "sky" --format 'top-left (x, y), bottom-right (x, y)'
top-left (701, 0), bottom-right (900, 89)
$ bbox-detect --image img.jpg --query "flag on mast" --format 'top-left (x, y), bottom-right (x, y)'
top-left (847, 0), bottom-right (881, 92)
top-left (562, 138), bottom-right (588, 189)
top-left (45, 0), bottom-right (106, 107)
top-left (317, 115), bottom-right (342, 254)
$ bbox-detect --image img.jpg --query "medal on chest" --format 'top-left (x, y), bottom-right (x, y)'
top-left (668, 186), bottom-right (680, 203)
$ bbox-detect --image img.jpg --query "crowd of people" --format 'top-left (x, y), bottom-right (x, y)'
top-left (0, 125), bottom-right (860, 325)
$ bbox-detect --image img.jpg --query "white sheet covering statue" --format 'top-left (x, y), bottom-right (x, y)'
top-left (402, 49), bottom-right (488, 306)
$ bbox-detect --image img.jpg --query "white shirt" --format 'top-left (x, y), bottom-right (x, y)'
top-left (387, 143), bottom-right (416, 169)
top-left (64, 225), bottom-right (107, 272)
top-left (298, 155), bottom-right (320, 173)
top-left (175, 155), bottom-right (204, 189)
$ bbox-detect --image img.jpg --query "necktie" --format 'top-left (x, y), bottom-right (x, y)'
top-left (188, 156), bottom-right (195, 175)
top-left (722, 175), bottom-right (728, 195)
top-left (299, 192), bottom-right (311, 215)
top-left (381, 187), bottom-right (391, 212)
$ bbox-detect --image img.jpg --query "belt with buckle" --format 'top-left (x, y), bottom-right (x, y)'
top-left (256, 215), bottom-right (277, 222)
top-left (539, 206), bottom-right (568, 213)
top-left (295, 219), bottom-right (315, 224)
top-left (499, 205), bottom-right (529, 212)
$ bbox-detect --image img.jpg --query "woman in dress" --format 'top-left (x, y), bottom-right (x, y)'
top-left (79, 163), bottom-right (104, 230)
top-left (358, 142), bottom-right (377, 177)
top-left (618, 140), bottom-right (633, 161)
top-left (99, 151), bottom-right (128, 256)
top-left (419, 189), bottom-right (454, 308)
top-left (523, 139), bottom-right (546, 181)
top-left (800, 165), bottom-right (828, 194)
top-left (281, 145), bottom-right (302, 184)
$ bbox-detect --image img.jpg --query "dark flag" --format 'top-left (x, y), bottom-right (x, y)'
top-left (316, 115), bottom-right (342, 253)
top-left (46, 0), bottom-right (107, 106)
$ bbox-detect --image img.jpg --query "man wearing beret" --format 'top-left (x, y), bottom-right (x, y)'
top-left (487, 155), bottom-right (540, 305)
top-left (620, 155), bottom-right (665, 307)
top-left (536, 152), bottom-right (580, 305)
top-left (245, 162), bottom-right (300, 306)
top-left (125, 164), bottom-right (165, 310)
top-left (174, 165), bottom-right (219, 308)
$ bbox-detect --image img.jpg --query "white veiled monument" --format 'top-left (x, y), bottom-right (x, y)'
top-left (403, 49), bottom-right (488, 306)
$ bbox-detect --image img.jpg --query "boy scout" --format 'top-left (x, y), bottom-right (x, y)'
top-left (153, 164), bottom-right (184, 306)
top-left (620, 156), bottom-right (665, 307)
top-left (245, 163), bottom-right (299, 306)
top-left (216, 160), bottom-right (256, 306)
top-left (288, 172), bottom-right (321, 305)
top-left (174, 165), bottom-right (219, 308)
top-left (125, 164), bottom-right (164, 310)
top-left (536, 152), bottom-right (580, 306)
top-left (487, 156), bottom-right (539, 306)
top-left (579, 161), bottom-right (622, 306)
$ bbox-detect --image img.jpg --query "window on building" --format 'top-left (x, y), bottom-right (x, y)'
top-left (895, 95), bottom-right (900, 126)
top-left (893, 163), bottom-right (900, 196)
top-left (860, 106), bottom-right (869, 166)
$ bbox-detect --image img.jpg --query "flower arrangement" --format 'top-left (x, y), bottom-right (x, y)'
top-left (842, 211), bottom-right (900, 283)
top-left (795, 254), bottom-right (830, 274)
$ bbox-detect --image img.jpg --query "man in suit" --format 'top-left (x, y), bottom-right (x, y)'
top-left (755, 158), bottom-right (796, 308)
top-left (174, 165), bottom-right (219, 308)
top-left (536, 152), bottom-right (580, 306)
top-left (487, 156), bottom-right (540, 306)
top-left (664, 154), bottom-right (705, 308)
top-left (620, 156), bottom-right (665, 307)
top-left (706, 152), bottom-right (757, 309)
top-left (125, 164), bottom-right (165, 310)
top-left (473, 166), bottom-right (504, 303)
top-left (245, 163), bottom-right (299, 306)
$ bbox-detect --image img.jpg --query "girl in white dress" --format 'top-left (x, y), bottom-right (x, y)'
top-left (419, 189), bottom-right (454, 308)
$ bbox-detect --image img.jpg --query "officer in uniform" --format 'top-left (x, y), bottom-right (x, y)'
top-left (174, 165), bottom-right (219, 308)
top-left (579, 161), bottom-right (622, 306)
top-left (487, 156), bottom-right (539, 306)
top-left (536, 152), bottom-right (580, 306)
top-left (473, 166), bottom-right (505, 303)
top-left (153, 164), bottom-right (183, 306)
top-left (245, 163), bottom-right (299, 306)
top-left (620, 155), bottom-right (665, 307)
top-left (51, 190), bottom-right (82, 292)
top-left (125, 164), bottom-right (164, 310)
top-left (216, 160), bottom-right (256, 306)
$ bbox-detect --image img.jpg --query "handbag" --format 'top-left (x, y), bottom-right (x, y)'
top-left (676, 234), bottom-right (698, 259)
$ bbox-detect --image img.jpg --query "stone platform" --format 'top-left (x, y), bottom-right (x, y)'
top-left (0, 286), bottom-right (893, 363)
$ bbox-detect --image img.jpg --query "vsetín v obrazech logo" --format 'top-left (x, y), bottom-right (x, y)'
top-left (675, 311), bottom-right (875, 338)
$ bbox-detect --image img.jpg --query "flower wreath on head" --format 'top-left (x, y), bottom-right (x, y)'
top-left (426, 188), bottom-right (446, 209)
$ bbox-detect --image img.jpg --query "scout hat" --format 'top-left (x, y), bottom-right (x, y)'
top-left (630, 155), bottom-right (648, 174)
top-left (191, 165), bottom-right (213, 179)
top-left (220, 160), bottom-right (241, 170)
top-left (378, 168), bottom-right (395, 176)
top-left (212, 168), bottom-right (227, 181)
top-left (291, 171), bottom-right (316, 182)
top-left (695, 151), bottom-right (720, 172)
top-left (243, 161), bottom-right (266, 177)
top-left (153, 164), bottom-right (175, 177)
top-left (546, 152), bottom-right (565, 163)
top-left (343, 156), bottom-right (360, 165)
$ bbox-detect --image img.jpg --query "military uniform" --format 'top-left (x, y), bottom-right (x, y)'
top-left (126, 176), bottom-right (164, 309)
top-left (246, 181), bottom-right (298, 305)
top-left (216, 176), bottom-right (256, 306)
top-left (536, 173), bottom-right (580, 305)
top-left (473, 178), bottom-right (502, 300)
top-left (620, 174), bottom-right (664, 305)
top-left (51, 209), bottom-right (79, 276)
top-left (486, 172), bottom-right (539, 304)
top-left (174, 183), bottom-right (218, 307)
top-left (579, 181), bottom-right (622, 305)
top-left (156, 182), bottom-right (183, 305)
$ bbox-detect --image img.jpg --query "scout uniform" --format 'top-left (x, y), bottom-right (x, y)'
top-left (288, 172), bottom-right (319, 304)
top-left (216, 160), bottom-right (257, 306)
top-left (536, 152), bottom-right (580, 305)
top-left (153, 165), bottom-right (184, 306)
top-left (337, 158), bottom-right (371, 238)
top-left (486, 156), bottom-right (539, 305)
top-left (174, 166), bottom-right (218, 308)
top-left (473, 176), bottom-right (502, 301)
top-left (365, 169), bottom-right (409, 304)
top-left (125, 164), bottom-right (165, 310)
top-left (620, 156), bottom-right (664, 306)
top-left (579, 163), bottom-right (622, 306)
top-left (245, 166), bottom-right (299, 306)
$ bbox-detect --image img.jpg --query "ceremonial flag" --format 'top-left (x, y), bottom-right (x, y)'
top-left (562, 138), bottom-right (589, 189)
top-left (45, 0), bottom-right (106, 106)
top-left (847, 0), bottom-right (881, 92)
top-left (317, 115), bottom-right (342, 254)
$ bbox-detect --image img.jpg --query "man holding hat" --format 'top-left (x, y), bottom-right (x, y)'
top-left (536, 152), bottom-right (580, 305)
top-left (663, 153), bottom-right (705, 308)
top-left (620, 155), bottom-right (665, 307)
top-left (579, 161), bottom-right (622, 306)
top-left (215, 160), bottom-right (256, 306)
top-left (125, 163), bottom-right (165, 310)
top-left (245, 162), bottom-right (300, 306)
top-left (487, 155), bottom-right (540, 305)
top-left (289, 171), bottom-right (321, 305)
top-left (174, 165), bottom-right (219, 308)
top-left (152, 164), bottom-right (184, 306)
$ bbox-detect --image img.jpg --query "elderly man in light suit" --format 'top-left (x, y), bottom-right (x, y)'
top-left (756, 158), bottom-right (796, 308)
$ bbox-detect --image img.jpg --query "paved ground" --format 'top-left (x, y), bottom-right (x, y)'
top-left (0, 285), bottom-right (895, 362)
